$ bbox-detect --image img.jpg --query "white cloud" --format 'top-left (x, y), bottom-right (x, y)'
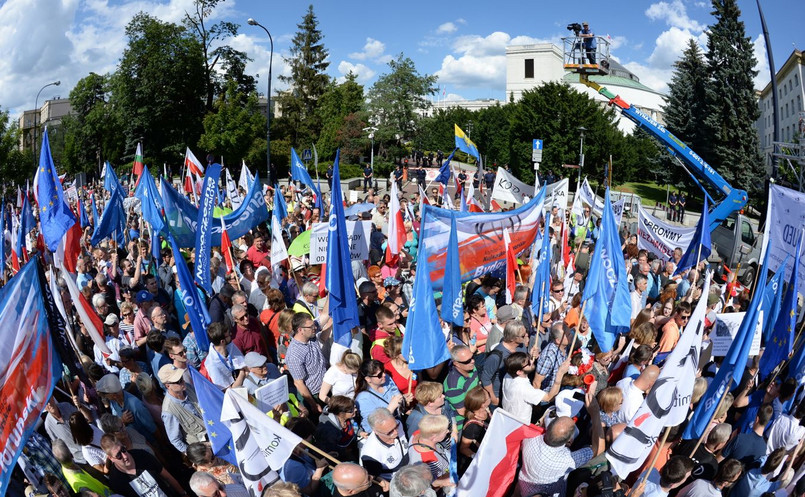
top-left (646, 27), bottom-right (704, 68)
top-left (337, 61), bottom-right (376, 83)
top-left (608, 35), bottom-right (628, 51)
top-left (228, 32), bottom-right (291, 94)
top-left (436, 31), bottom-right (552, 89)
top-left (645, 0), bottom-right (705, 32)
top-left (444, 92), bottom-right (465, 102)
top-left (436, 22), bottom-right (458, 34)
top-left (622, 61), bottom-right (675, 94)
top-left (348, 38), bottom-right (387, 62)
top-left (752, 34), bottom-right (771, 90)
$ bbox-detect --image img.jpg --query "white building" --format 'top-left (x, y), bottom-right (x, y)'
top-left (755, 49), bottom-right (805, 171)
top-left (505, 43), bottom-right (666, 134)
top-left (18, 97), bottom-right (73, 152)
top-left (420, 98), bottom-right (503, 117)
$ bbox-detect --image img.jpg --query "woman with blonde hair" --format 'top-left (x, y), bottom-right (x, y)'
top-left (408, 415), bottom-right (453, 489)
top-left (276, 308), bottom-right (296, 368)
top-left (384, 335), bottom-right (417, 396)
top-left (597, 387), bottom-right (624, 427)
top-left (319, 350), bottom-right (361, 402)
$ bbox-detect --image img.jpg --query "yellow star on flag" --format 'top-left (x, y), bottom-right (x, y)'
top-left (210, 431), bottom-right (218, 438)
top-left (207, 419), bottom-right (214, 426)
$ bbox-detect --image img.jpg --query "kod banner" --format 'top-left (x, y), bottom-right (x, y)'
top-left (637, 205), bottom-right (696, 260)
top-left (420, 187), bottom-right (545, 291)
top-left (309, 221), bottom-right (372, 264)
top-left (762, 184), bottom-right (805, 298)
top-left (491, 168), bottom-right (534, 205)
top-left (545, 178), bottom-right (569, 210)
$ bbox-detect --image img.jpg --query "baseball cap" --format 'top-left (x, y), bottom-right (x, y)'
top-left (104, 314), bottom-right (120, 326)
top-left (157, 365), bottom-right (185, 385)
top-left (245, 352), bottom-right (268, 369)
top-left (96, 374), bottom-right (123, 394)
top-left (497, 305), bottom-right (517, 322)
top-left (135, 290), bottom-right (154, 304)
top-left (384, 277), bottom-right (401, 287)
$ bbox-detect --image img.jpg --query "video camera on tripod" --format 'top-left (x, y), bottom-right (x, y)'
top-left (567, 22), bottom-right (583, 36)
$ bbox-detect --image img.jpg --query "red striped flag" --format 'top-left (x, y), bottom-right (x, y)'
top-left (220, 217), bottom-right (235, 273)
top-left (503, 228), bottom-right (517, 304)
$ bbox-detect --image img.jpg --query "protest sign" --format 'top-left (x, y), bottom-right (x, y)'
top-left (762, 184), bottom-right (805, 298)
top-left (545, 178), bottom-right (569, 210)
top-left (254, 375), bottom-right (289, 413)
top-left (711, 311), bottom-right (762, 357)
top-left (491, 168), bottom-right (534, 205)
top-left (637, 205), bottom-right (696, 260)
top-left (309, 220), bottom-right (372, 264)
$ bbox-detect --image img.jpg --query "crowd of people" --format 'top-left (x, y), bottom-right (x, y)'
top-left (9, 166), bottom-right (805, 497)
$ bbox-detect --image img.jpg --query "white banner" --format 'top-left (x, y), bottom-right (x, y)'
top-left (607, 274), bottom-right (710, 478)
top-left (762, 184), bottom-right (805, 298)
top-left (491, 168), bottom-right (534, 205)
top-left (612, 198), bottom-right (625, 227)
top-left (545, 178), bottom-right (569, 210)
top-left (255, 375), bottom-right (289, 413)
top-left (711, 311), bottom-right (762, 357)
top-left (309, 221), bottom-right (372, 264)
top-left (573, 178), bottom-right (604, 217)
top-left (637, 205), bottom-right (696, 261)
top-left (220, 390), bottom-right (300, 497)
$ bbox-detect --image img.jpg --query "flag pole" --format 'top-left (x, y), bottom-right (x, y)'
top-left (629, 425), bottom-right (672, 497)
top-left (688, 379), bottom-right (732, 457)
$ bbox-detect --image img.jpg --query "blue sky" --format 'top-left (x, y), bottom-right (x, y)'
top-left (1, 0), bottom-right (802, 117)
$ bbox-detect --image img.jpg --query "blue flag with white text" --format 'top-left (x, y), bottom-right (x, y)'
top-left (273, 187), bottom-right (288, 222)
top-left (440, 213), bottom-right (464, 328)
top-left (683, 242), bottom-right (772, 441)
top-left (90, 185), bottom-right (125, 246)
top-left (403, 206), bottom-right (451, 370)
top-left (581, 188), bottom-right (631, 352)
top-left (326, 151), bottom-right (361, 346)
top-left (36, 130), bottom-right (77, 251)
top-left (188, 367), bottom-right (237, 465)
top-left (104, 161), bottom-right (123, 199)
top-left (135, 166), bottom-right (165, 233)
top-left (291, 148), bottom-right (321, 200)
top-left (194, 163), bottom-right (222, 295)
top-left (674, 197), bottom-right (711, 276)
top-left (760, 260), bottom-right (787, 342)
top-left (531, 212), bottom-right (552, 317)
top-left (168, 232), bottom-right (211, 352)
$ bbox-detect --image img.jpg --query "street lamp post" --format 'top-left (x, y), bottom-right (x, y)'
top-left (34, 81), bottom-right (61, 166)
top-left (577, 126), bottom-right (587, 188)
top-left (247, 18), bottom-right (274, 186)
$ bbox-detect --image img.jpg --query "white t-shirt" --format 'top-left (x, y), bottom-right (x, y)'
top-left (81, 424), bottom-right (108, 467)
top-left (765, 413), bottom-right (805, 454)
top-left (502, 374), bottom-right (546, 423)
top-left (322, 365), bottom-right (357, 398)
top-left (615, 377), bottom-right (644, 424)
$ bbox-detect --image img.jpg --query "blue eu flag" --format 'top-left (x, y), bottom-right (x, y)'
top-left (36, 129), bottom-right (77, 251)
top-left (188, 368), bottom-right (237, 465)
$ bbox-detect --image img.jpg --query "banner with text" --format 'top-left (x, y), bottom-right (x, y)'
top-left (491, 168), bottom-right (534, 205)
top-left (309, 221), bottom-right (372, 264)
top-left (762, 184), bottom-right (805, 298)
top-left (421, 187), bottom-right (545, 290)
top-left (545, 178), bottom-right (570, 211)
top-left (711, 311), bottom-right (763, 357)
top-left (637, 205), bottom-right (696, 261)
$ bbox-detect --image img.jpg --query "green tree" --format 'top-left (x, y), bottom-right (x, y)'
top-left (701, 0), bottom-right (764, 199)
top-left (112, 13), bottom-right (206, 167)
top-left (508, 82), bottom-right (621, 185)
top-left (367, 53), bottom-right (437, 160)
top-left (658, 39), bottom-right (708, 186)
top-left (315, 72), bottom-right (365, 164)
top-left (184, 0), bottom-right (253, 110)
top-left (0, 108), bottom-right (31, 184)
top-left (276, 5), bottom-right (330, 147)
top-left (61, 72), bottom-right (125, 174)
top-left (198, 80), bottom-right (266, 166)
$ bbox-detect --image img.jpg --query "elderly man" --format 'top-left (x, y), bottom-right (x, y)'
top-left (96, 374), bottom-right (157, 443)
top-left (44, 397), bottom-right (91, 465)
top-left (101, 434), bottom-right (186, 497)
top-left (231, 304), bottom-right (269, 356)
top-left (189, 472), bottom-right (227, 497)
top-left (286, 312), bottom-right (328, 414)
top-left (616, 365), bottom-right (660, 423)
top-left (533, 323), bottom-right (570, 391)
top-left (443, 345), bottom-right (480, 431)
top-left (332, 462), bottom-right (386, 497)
top-left (159, 365), bottom-right (206, 453)
top-left (360, 408), bottom-right (409, 482)
top-left (485, 304), bottom-right (517, 353)
top-left (133, 290), bottom-right (155, 346)
top-left (482, 321), bottom-right (529, 407)
top-left (242, 351), bottom-right (282, 396)
top-left (389, 464), bottom-right (435, 497)
top-left (519, 416), bottom-right (594, 496)
top-left (149, 305), bottom-right (180, 339)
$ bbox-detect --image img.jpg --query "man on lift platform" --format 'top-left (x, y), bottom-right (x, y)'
top-left (580, 22), bottom-right (596, 64)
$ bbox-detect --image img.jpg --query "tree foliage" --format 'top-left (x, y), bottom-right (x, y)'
top-left (61, 72), bottom-right (125, 174)
top-left (315, 72), bottom-right (365, 164)
top-left (701, 0), bottom-right (764, 200)
top-left (111, 13), bottom-right (207, 167)
top-left (0, 108), bottom-right (31, 184)
top-left (198, 80), bottom-right (266, 167)
top-left (276, 5), bottom-right (330, 147)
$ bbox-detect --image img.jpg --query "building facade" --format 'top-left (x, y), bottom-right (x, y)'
top-left (505, 43), bottom-right (666, 134)
top-left (755, 50), bottom-right (805, 171)
top-left (18, 98), bottom-right (73, 153)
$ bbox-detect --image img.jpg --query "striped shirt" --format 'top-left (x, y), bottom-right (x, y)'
top-left (443, 366), bottom-right (480, 431)
top-left (285, 336), bottom-right (327, 395)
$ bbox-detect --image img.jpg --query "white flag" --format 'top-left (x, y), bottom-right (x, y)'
top-left (220, 390), bottom-right (301, 497)
top-left (491, 168), bottom-right (534, 205)
top-left (239, 161), bottom-right (254, 193)
top-left (225, 168), bottom-right (242, 209)
top-left (606, 273), bottom-right (711, 478)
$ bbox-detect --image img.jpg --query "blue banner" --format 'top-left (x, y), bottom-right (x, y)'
top-left (759, 248), bottom-right (797, 382)
top-left (273, 187), bottom-right (288, 222)
top-left (0, 260), bottom-right (61, 496)
top-left (683, 243), bottom-right (772, 441)
top-left (104, 161), bottom-right (124, 199)
top-left (167, 232), bottom-right (211, 351)
top-left (760, 259), bottom-right (787, 342)
top-left (78, 196), bottom-right (89, 229)
top-left (403, 206), bottom-right (451, 370)
top-left (581, 188), bottom-right (631, 352)
top-left (530, 213), bottom-right (552, 317)
top-left (674, 197), bottom-right (711, 276)
top-left (161, 172), bottom-right (269, 248)
top-left (35, 130), bottom-right (77, 251)
top-left (90, 184), bottom-right (126, 246)
top-left (195, 163), bottom-right (222, 295)
top-left (440, 213), bottom-right (463, 328)
top-left (134, 166), bottom-right (165, 233)
top-left (326, 151), bottom-right (361, 346)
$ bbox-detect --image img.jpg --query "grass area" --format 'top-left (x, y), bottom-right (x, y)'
top-left (589, 180), bottom-right (704, 211)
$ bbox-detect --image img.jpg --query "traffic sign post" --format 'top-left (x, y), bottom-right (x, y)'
top-left (532, 139), bottom-right (543, 171)
top-left (302, 149), bottom-right (312, 162)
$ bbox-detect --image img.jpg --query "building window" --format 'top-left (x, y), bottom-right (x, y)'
top-left (524, 59), bottom-right (534, 79)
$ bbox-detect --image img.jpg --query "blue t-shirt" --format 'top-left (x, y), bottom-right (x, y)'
top-left (280, 454), bottom-right (316, 491)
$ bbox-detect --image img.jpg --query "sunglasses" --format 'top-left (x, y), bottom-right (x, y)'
top-left (456, 357), bottom-right (475, 365)
top-left (111, 446), bottom-right (128, 459)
